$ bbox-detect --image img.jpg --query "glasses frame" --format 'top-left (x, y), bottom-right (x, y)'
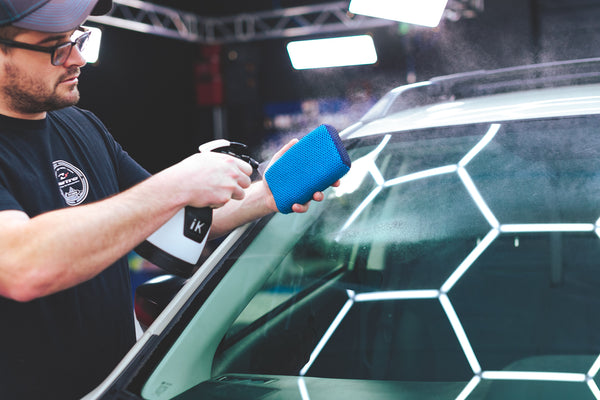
top-left (0, 27), bottom-right (90, 66)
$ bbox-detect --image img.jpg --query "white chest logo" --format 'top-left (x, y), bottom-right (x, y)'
top-left (53, 160), bottom-right (89, 206)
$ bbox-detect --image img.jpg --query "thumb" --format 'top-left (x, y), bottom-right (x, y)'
top-left (265, 138), bottom-right (298, 172)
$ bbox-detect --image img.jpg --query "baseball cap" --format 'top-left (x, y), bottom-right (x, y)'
top-left (0, 0), bottom-right (113, 32)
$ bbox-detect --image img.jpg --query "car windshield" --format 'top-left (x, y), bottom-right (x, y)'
top-left (141, 114), bottom-right (600, 400)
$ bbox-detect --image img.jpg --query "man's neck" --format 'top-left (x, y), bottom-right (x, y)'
top-left (0, 107), bottom-right (46, 120)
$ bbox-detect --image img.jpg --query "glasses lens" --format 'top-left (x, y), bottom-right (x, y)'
top-left (76, 32), bottom-right (90, 53)
top-left (52, 43), bottom-right (71, 66)
top-left (51, 32), bottom-right (90, 66)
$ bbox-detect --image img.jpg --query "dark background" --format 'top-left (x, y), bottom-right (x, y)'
top-left (77, 0), bottom-right (600, 173)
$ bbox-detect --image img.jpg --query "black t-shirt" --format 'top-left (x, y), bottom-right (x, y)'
top-left (0, 107), bottom-right (151, 399)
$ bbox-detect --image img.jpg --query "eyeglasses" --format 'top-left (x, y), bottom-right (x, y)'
top-left (0, 28), bottom-right (91, 66)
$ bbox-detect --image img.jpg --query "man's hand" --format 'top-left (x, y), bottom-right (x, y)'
top-left (210, 138), bottom-right (342, 238)
top-left (262, 139), bottom-right (340, 214)
top-left (172, 151), bottom-right (253, 209)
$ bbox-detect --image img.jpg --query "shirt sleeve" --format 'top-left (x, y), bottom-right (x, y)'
top-left (113, 139), bottom-right (152, 191)
top-left (75, 108), bottom-right (151, 191)
top-left (0, 184), bottom-right (24, 212)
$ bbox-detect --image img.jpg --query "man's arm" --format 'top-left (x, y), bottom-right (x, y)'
top-left (210, 139), bottom-right (333, 238)
top-left (0, 151), bottom-right (252, 302)
top-left (210, 177), bottom-right (327, 238)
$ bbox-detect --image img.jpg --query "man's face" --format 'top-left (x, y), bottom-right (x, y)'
top-left (0, 29), bottom-right (86, 119)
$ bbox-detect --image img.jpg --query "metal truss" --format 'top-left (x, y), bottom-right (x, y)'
top-left (87, 0), bottom-right (484, 44)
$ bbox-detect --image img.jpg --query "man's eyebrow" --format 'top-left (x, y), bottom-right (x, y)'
top-left (36, 34), bottom-right (70, 45)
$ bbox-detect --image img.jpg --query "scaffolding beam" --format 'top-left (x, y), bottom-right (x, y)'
top-left (87, 0), bottom-right (484, 44)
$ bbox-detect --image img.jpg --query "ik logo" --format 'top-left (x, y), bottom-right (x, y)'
top-left (53, 160), bottom-right (89, 206)
top-left (190, 219), bottom-right (205, 233)
top-left (183, 206), bottom-right (212, 243)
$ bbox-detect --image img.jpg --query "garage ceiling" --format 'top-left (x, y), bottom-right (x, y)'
top-left (88, 0), bottom-right (484, 43)
top-left (149, 0), bottom-right (336, 16)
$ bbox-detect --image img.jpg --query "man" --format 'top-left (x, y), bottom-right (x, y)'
top-left (0, 0), bottom-right (332, 398)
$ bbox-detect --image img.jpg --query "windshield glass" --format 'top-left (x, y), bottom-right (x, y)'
top-left (143, 115), bottom-right (600, 400)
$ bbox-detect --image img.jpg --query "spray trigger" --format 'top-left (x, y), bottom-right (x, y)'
top-left (198, 140), bottom-right (259, 170)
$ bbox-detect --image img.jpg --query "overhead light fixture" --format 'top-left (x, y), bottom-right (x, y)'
top-left (286, 35), bottom-right (377, 70)
top-left (80, 26), bottom-right (102, 64)
top-left (349, 0), bottom-right (449, 28)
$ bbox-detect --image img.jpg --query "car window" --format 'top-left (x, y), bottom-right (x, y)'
top-left (142, 115), bottom-right (600, 400)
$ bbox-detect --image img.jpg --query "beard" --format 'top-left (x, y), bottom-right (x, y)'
top-left (2, 63), bottom-right (80, 114)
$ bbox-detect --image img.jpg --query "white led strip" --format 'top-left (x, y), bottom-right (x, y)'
top-left (301, 123), bottom-right (600, 399)
top-left (481, 370), bottom-right (586, 382)
top-left (501, 223), bottom-right (595, 233)
top-left (297, 377), bottom-right (310, 400)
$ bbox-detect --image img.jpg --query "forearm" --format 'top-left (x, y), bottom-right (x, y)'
top-left (0, 151), bottom-right (254, 302)
top-left (0, 170), bottom-right (185, 301)
top-left (209, 181), bottom-right (274, 239)
top-left (209, 173), bottom-right (332, 239)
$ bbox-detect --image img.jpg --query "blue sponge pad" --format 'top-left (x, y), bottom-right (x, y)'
top-left (265, 124), bottom-right (351, 214)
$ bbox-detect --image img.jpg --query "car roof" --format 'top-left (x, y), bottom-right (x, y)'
top-left (341, 58), bottom-right (600, 139)
top-left (343, 84), bottom-right (600, 139)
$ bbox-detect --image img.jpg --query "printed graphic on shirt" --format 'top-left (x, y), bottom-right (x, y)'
top-left (53, 160), bottom-right (89, 206)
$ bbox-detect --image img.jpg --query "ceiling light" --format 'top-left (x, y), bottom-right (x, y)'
top-left (349, 0), bottom-right (449, 28)
top-left (286, 35), bottom-right (377, 70)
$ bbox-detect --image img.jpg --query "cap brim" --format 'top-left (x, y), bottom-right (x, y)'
top-left (12, 0), bottom-right (104, 33)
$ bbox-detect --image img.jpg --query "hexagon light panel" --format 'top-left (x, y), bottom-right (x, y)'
top-left (298, 123), bottom-right (600, 400)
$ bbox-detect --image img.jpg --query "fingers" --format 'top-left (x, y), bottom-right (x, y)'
top-left (182, 151), bottom-right (256, 208)
top-left (230, 174), bottom-right (250, 201)
top-left (216, 156), bottom-right (252, 203)
top-left (289, 190), bottom-right (326, 213)
top-left (233, 157), bottom-right (254, 178)
top-left (228, 159), bottom-right (252, 202)
top-left (312, 191), bottom-right (325, 202)
top-left (292, 203), bottom-right (309, 213)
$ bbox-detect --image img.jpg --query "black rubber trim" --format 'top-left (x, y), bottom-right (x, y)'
top-left (135, 240), bottom-right (196, 278)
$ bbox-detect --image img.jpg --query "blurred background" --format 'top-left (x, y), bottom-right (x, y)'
top-left (79, 0), bottom-right (600, 173)
top-left (76, 0), bottom-right (600, 289)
